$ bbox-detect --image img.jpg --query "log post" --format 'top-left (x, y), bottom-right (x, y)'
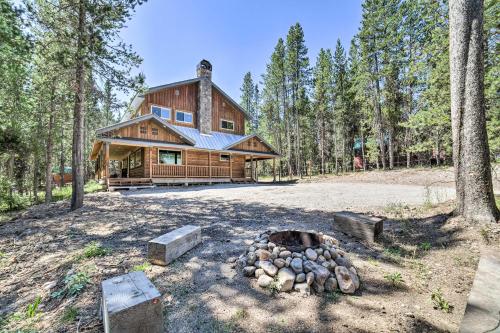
top-left (273, 158), bottom-right (276, 183)
top-left (149, 147), bottom-right (153, 179)
top-left (185, 149), bottom-right (188, 179)
top-left (250, 155), bottom-right (254, 181)
top-left (208, 151), bottom-right (212, 183)
top-left (229, 153), bottom-right (233, 180)
top-left (255, 158), bottom-right (259, 182)
top-left (104, 142), bottom-right (110, 179)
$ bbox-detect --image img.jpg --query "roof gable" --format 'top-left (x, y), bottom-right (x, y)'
top-left (223, 134), bottom-right (279, 155)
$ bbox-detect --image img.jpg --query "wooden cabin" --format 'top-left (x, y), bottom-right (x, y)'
top-left (90, 60), bottom-right (280, 190)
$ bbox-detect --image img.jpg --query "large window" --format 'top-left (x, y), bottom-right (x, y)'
top-left (175, 110), bottom-right (193, 123)
top-left (151, 105), bottom-right (171, 120)
top-left (158, 150), bottom-right (182, 165)
top-left (220, 154), bottom-right (230, 162)
top-left (129, 149), bottom-right (142, 169)
top-left (221, 119), bottom-right (234, 131)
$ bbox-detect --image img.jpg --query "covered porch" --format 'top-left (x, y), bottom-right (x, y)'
top-left (90, 139), bottom-right (278, 190)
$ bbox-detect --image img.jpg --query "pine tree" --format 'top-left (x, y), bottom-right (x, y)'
top-left (240, 72), bottom-right (259, 133)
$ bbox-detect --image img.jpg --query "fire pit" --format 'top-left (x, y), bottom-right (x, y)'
top-left (237, 229), bottom-right (360, 296)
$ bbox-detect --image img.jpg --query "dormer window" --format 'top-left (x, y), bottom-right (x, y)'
top-left (175, 110), bottom-right (193, 124)
top-left (151, 105), bottom-right (171, 120)
top-left (221, 119), bottom-right (234, 131)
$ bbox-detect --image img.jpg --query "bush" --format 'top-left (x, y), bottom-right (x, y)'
top-left (51, 271), bottom-right (90, 299)
top-left (82, 242), bottom-right (109, 258)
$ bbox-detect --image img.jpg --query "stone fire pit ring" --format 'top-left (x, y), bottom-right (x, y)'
top-left (237, 229), bottom-right (360, 296)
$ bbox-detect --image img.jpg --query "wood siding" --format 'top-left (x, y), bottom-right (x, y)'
top-left (212, 88), bottom-right (245, 135)
top-left (138, 83), bottom-right (198, 128)
top-left (103, 120), bottom-right (185, 144)
top-left (231, 137), bottom-right (273, 153)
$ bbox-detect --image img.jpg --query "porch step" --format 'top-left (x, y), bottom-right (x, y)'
top-left (108, 178), bottom-right (154, 191)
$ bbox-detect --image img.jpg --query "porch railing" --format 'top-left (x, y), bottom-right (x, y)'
top-left (151, 165), bottom-right (231, 178)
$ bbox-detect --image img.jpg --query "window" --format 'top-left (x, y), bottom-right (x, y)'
top-left (175, 110), bottom-right (193, 123)
top-left (140, 126), bottom-right (147, 134)
top-left (158, 150), bottom-right (182, 165)
top-left (129, 149), bottom-right (142, 169)
top-left (221, 119), bottom-right (234, 131)
top-left (151, 105), bottom-right (171, 119)
top-left (151, 128), bottom-right (158, 136)
top-left (220, 154), bottom-right (230, 162)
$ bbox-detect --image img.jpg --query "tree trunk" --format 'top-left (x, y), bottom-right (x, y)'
top-left (360, 128), bottom-right (366, 171)
top-left (45, 93), bottom-right (55, 204)
top-left (449, 0), bottom-right (499, 222)
top-left (71, 0), bottom-right (86, 211)
top-left (59, 125), bottom-right (65, 187)
top-left (388, 128), bottom-right (394, 169)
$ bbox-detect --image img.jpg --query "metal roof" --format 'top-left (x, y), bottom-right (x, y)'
top-left (172, 126), bottom-right (246, 151)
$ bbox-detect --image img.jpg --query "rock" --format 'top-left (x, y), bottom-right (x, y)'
top-left (325, 277), bottom-right (338, 292)
top-left (306, 272), bottom-right (314, 286)
top-left (294, 282), bottom-right (311, 295)
top-left (292, 252), bottom-right (302, 258)
top-left (315, 248), bottom-right (324, 255)
top-left (326, 260), bottom-right (337, 272)
top-left (303, 260), bottom-right (330, 288)
top-left (255, 268), bottom-right (265, 278)
top-left (335, 256), bottom-right (352, 268)
top-left (254, 260), bottom-right (261, 268)
top-left (43, 280), bottom-right (57, 290)
top-left (274, 258), bottom-right (286, 269)
top-left (338, 250), bottom-right (346, 256)
top-left (226, 256), bottom-right (238, 264)
top-left (236, 257), bottom-right (247, 269)
top-left (317, 255), bottom-right (326, 263)
top-left (255, 249), bottom-right (271, 261)
top-left (312, 281), bottom-right (325, 293)
top-left (243, 266), bottom-right (256, 277)
top-left (271, 247), bottom-right (280, 260)
top-left (257, 275), bottom-right (274, 288)
top-left (267, 242), bottom-right (276, 251)
top-left (260, 261), bottom-right (278, 277)
top-left (290, 258), bottom-right (303, 274)
top-left (255, 243), bottom-right (268, 250)
top-left (276, 267), bottom-right (295, 292)
top-left (285, 257), bottom-right (292, 267)
top-left (280, 246), bottom-right (287, 252)
top-left (295, 273), bottom-right (306, 283)
top-left (248, 246), bottom-right (256, 253)
top-left (335, 266), bottom-right (356, 294)
top-left (305, 248), bottom-right (318, 261)
top-left (329, 249), bottom-right (338, 260)
top-left (247, 252), bottom-right (257, 265)
top-left (321, 261), bottom-right (331, 270)
top-left (349, 267), bottom-right (360, 289)
top-left (244, 239), bottom-right (254, 246)
top-left (279, 250), bottom-right (292, 259)
top-left (324, 250), bottom-right (331, 260)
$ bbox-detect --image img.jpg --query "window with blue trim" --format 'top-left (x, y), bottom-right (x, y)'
top-left (175, 110), bottom-right (193, 123)
top-left (151, 105), bottom-right (171, 119)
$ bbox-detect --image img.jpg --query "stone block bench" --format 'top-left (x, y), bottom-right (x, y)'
top-left (459, 249), bottom-right (500, 333)
top-left (148, 225), bottom-right (201, 266)
top-left (332, 211), bottom-right (384, 242)
top-left (101, 271), bottom-right (162, 333)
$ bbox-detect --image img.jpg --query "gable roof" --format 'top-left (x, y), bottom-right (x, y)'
top-left (130, 78), bottom-right (251, 119)
top-left (95, 113), bottom-right (196, 145)
top-left (222, 133), bottom-right (279, 153)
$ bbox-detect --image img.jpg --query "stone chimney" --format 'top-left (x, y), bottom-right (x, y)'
top-left (197, 60), bottom-right (212, 134)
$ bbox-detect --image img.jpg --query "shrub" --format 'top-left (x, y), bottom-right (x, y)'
top-left (420, 242), bottom-right (432, 251)
top-left (132, 262), bottom-right (151, 272)
top-left (431, 289), bottom-right (453, 313)
top-left (25, 296), bottom-right (42, 318)
top-left (61, 307), bottom-right (78, 323)
top-left (52, 271), bottom-right (90, 299)
top-left (384, 272), bottom-right (404, 286)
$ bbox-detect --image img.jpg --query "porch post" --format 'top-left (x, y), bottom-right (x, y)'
top-left (104, 142), bottom-right (110, 179)
top-left (208, 151), bottom-right (212, 183)
top-left (185, 149), bottom-right (188, 179)
top-left (255, 158), bottom-right (259, 182)
top-left (127, 152), bottom-right (130, 178)
top-left (250, 155), bottom-right (254, 181)
top-left (229, 154), bottom-right (233, 180)
top-left (273, 158), bottom-right (276, 183)
top-left (149, 147), bottom-right (153, 179)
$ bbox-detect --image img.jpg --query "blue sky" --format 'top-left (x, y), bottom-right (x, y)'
top-left (120, 0), bottom-right (363, 103)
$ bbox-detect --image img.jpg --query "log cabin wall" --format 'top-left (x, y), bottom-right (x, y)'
top-left (129, 148), bottom-right (145, 178)
top-left (231, 137), bottom-right (273, 153)
top-left (231, 155), bottom-right (245, 178)
top-left (212, 88), bottom-right (245, 135)
top-left (137, 83), bottom-right (198, 128)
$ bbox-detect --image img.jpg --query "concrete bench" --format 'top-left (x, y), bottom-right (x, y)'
top-left (333, 211), bottom-right (384, 242)
top-left (102, 271), bottom-right (162, 333)
top-left (148, 225), bottom-right (201, 266)
top-left (459, 249), bottom-right (500, 333)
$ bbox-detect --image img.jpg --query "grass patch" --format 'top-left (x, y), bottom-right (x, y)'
top-left (61, 307), bottom-right (78, 323)
top-left (325, 290), bottom-right (342, 303)
top-left (25, 296), bottom-right (42, 319)
top-left (419, 242), bottom-right (432, 251)
top-left (132, 262), bottom-right (152, 272)
top-left (81, 242), bottom-right (109, 259)
top-left (231, 308), bottom-right (248, 321)
top-left (383, 202), bottom-right (409, 218)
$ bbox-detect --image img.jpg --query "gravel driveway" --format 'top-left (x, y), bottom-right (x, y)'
top-left (119, 182), bottom-right (456, 211)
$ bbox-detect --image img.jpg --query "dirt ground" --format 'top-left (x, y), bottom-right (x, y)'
top-left (0, 168), bottom-right (499, 333)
